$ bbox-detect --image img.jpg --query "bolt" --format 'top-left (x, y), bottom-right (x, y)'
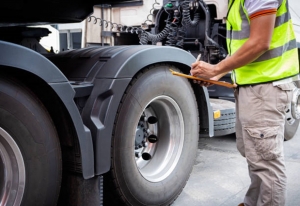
top-left (142, 153), bottom-right (152, 161)
top-left (148, 135), bottom-right (158, 143)
top-left (147, 116), bottom-right (158, 124)
top-left (135, 152), bottom-right (141, 158)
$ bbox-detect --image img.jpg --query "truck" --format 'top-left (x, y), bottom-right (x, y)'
top-left (0, 0), bottom-right (299, 206)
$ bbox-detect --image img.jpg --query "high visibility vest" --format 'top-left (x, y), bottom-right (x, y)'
top-left (226, 0), bottom-right (299, 85)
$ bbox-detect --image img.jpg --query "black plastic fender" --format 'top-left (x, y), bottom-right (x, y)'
top-left (50, 45), bottom-right (214, 175)
top-left (0, 41), bottom-right (94, 179)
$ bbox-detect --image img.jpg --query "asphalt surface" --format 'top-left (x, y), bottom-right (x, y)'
top-left (173, 128), bottom-right (300, 206)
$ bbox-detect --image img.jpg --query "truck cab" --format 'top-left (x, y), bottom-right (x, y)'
top-left (0, 1), bottom-right (299, 206)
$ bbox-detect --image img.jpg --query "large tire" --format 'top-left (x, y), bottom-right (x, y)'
top-left (284, 81), bottom-right (300, 141)
top-left (105, 64), bottom-right (199, 205)
top-left (0, 77), bottom-right (61, 206)
top-left (210, 99), bottom-right (236, 137)
top-left (284, 117), bottom-right (299, 141)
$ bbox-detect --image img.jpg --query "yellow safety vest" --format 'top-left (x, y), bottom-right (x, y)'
top-left (226, 0), bottom-right (299, 85)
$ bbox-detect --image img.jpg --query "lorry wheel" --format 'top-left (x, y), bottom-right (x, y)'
top-left (210, 99), bottom-right (236, 136)
top-left (284, 103), bottom-right (299, 141)
top-left (284, 118), bottom-right (299, 141)
top-left (284, 81), bottom-right (300, 141)
top-left (284, 97), bottom-right (299, 141)
top-left (106, 65), bottom-right (199, 205)
top-left (0, 77), bottom-right (61, 206)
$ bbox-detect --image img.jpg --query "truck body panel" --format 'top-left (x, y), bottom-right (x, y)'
top-left (0, 40), bottom-right (95, 179)
top-left (49, 45), bottom-right (214, 174)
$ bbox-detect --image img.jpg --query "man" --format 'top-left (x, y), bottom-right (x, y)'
top-left (190, 0), bottom-right (299, 205)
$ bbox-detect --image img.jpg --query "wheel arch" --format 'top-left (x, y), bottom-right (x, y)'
top-left (84, 46), bottom-right (214, 174)
top-left (105, 46), bottom-right (214, 137)
top-left (0, 41), bottom-right (94, 179)
top-left (99, 46), bottom-right (214, 137)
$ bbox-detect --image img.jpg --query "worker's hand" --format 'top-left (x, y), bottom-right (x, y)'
top-left (190, 60), bottom-right (218, 79)
top-left (193, 76), bottom-right (220, 87)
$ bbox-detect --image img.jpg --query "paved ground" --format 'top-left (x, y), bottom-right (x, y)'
top-left (173, 128), bottom-right (300, 206)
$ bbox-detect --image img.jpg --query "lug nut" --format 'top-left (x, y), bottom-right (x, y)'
top-left (148, 135), bottom-right (158, 143)
top-left (142, 153), bottom-right (151, 160)
top-left (147, 116), bottom-right (158, 124)
top-left (135, 152), bottom-right (141, 158)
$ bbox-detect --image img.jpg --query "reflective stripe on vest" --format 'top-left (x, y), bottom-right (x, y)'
top-left (226, 0), bottom-right (299, 85)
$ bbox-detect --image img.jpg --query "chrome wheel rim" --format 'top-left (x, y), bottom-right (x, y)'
top-left (135, 95), bottom-right (184, 182)
top-left (0, 127), bottom-right (25, 206)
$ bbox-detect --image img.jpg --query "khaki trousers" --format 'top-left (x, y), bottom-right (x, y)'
top-left (235, 82), bottom-right (295, 206)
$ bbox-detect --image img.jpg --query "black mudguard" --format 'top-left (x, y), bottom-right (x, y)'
top-left (0, 41), bottom-right (94, 179)
top-left (50, 45), bottom-right (214, 175)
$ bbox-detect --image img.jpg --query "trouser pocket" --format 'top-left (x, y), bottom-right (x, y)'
top-left (276, 82), bottom-right (295, 112)
top-left (244, 125), bottom-right (283, 161)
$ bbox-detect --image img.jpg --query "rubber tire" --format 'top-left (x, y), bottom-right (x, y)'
top-left (284, 81), bottom-right (300, 141)
top-left (214, 108), bottom-right (236, 136)
top-left (0, 77), bottom-right (61, 206)
top-left (284, 119), bottom-right (299, 141)
top-left (105, 65), bottom-right (199, 206)
top-left (210, 99), bottom-right (236, 137)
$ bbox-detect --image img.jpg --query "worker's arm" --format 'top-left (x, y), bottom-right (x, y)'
top-left (190, 13), bottom-right (276, 79)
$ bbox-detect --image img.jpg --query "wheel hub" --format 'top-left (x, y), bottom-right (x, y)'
top-left (134, 95), bottom-right (184, 182)
top-left (135, 127), bottom-right (144, 147)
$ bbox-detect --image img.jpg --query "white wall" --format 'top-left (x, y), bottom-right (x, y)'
top-left (289, 0), bottom-right (300, 42)
top-left (40, 0), bottom-right (300, 50)
top-left (34, 25), bottom-right (60, 53)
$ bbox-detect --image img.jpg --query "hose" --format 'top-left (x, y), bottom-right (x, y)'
top-left (181, 0), bottom-right (200, 27)
top-left (165, 9), bottom-right (185, 48)
top-left (144, 0), bottom-right (161, 25)
top-left (140, 26), bottom-right (171, 45)
top-left (140, 9), bottom-right (173, 45)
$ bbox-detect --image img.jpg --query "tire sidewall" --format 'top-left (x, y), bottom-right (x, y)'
top-left (112, 65), bottom-right (199, 205)
top-left (0, 78), bottom-right (61, 206)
